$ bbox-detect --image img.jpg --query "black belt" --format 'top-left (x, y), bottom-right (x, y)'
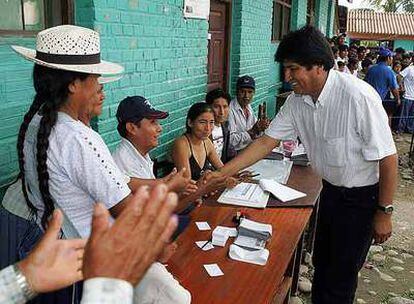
top-left (322, 179), bottom-right (379, 196)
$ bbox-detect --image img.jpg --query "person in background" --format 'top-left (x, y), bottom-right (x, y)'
top-left (346, 57), bottom-right (359, 77)
top-left (401, 53), bottom-right (412, 71)
top-left (397, 55), bottom-right (414, 134)
top-left (358, 58), bottom-right (373, 79)
top-left (365, 46), bottom-right (400, 126)
top-left (212, 25), bottom-right (397, 304)
top-left (337, 61), bottom-right (346, 72)
top-left (227, 75), bottom-right (269, 153)
top-left (337, 33), bottom-right (346, 46)
top-left (394, 47), bottom-right (405, 62)
top-left (1, 185), bottom-right (179, 304)
top-left (205, 88), bottom-right (236, 163)
top-left (337, 45), bottom-right (349, 64)
top-left (332, 46), bottom-right (339, 70)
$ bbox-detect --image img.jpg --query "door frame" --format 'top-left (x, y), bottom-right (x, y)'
top-left (208, 0), bottom-right (232, 92)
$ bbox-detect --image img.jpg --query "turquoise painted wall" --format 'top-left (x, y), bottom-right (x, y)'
top-left (0, 0), bottom-right (336, 194)
top-left (394, 40), bottom-right (414, 52)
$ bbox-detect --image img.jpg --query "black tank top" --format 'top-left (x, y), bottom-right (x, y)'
top-left (185, 135), bottom-right (211, 181)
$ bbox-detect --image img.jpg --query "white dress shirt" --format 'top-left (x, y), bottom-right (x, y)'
top-left (23, 112), bottom-right (131, 238)
top-left (112, 138), bottom-right (155, 179)
top-left (265, 70), bottom-right (396, 188)
top-left (211, 124), bottom-right (224, 158)
top-left (228, 98), bottom-right (257, 151)
top-left (400, 65), bottom-right (414, 100)
top-left (0, 265), bottom-right (133, 304)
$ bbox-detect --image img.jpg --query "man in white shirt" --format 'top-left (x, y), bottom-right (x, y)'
top-left (112, 96), bottom-right (192, 304)
top-left (214, 26), bottom-right (397, 304)
top-left (397, 60), bottom-right (414, 133)
top-left (228, 75), bottom-right (269, 153)
top-left (1, 185), bottom-right (179, 304)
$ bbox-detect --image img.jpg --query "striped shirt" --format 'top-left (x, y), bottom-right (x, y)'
top-left (265, 70), bottom-right (396, 188)
top-left (228, 98), bottom-right (257, 151)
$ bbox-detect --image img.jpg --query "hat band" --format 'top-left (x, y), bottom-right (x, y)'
top-left (36, 51), bottom-right (101, 65)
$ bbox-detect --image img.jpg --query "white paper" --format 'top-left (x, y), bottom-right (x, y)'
top-left (195, 221), bottom-right (211, 231)
top-left (259, 179), bottom-right (306, 202)
top-left (229, 244), bottom-right (269, 266)
top-left (183, 0), bottom-right (210, 19)
top-left (239, 218), bottom-right (272, 236)
top-left (291, 144), bottom-right (306, 157)
top-left (245, 159), bottom-right (293, 184)
top-left (217, 183), bottom-right (269, 209)
top-left (203, 264), bottom-right (224, 277)
top-left (211, 226), bottom-right (238, 247)
top-left (195, 240), bottom-right (214, 251)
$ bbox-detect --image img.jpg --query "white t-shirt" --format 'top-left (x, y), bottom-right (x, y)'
top-left (228, 98), bottom-right (257, 151)
top-left (401, 65), bottom-right (414, 100)
top-left (134, 263), bottom-right (191, 304)
top-left (23, 112), bottom-right (130, 238)
top-left (211, 125), bottom-right (224, 158)
top-left (112, 138), bottom-right (155, 179)
top-left (265, 70), bottom-right (396, 188)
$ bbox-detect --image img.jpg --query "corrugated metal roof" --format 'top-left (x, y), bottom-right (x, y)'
top-left (347, 9), bottom-right (414, 40)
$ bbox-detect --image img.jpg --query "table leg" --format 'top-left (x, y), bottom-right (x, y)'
top-left (290, 232), bottom-right (305, 297)
top-left (304, 197), bottom-right (320, 254)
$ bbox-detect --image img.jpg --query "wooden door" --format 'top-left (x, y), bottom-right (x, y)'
top-left (207, 0), bottom-right (229, 91)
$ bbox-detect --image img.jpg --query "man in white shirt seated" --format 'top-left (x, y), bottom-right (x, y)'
top-left (228, 75), bottom-right (269, 153)
top-left (0, 184), bottom-right (179, 304)
top-left (112, 96), bottom-right (192, 304)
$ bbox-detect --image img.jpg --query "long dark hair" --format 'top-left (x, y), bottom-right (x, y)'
top-left (185, 102), bottom-right (214, 134)
top-left (17, 64), bottom-right (89, 229)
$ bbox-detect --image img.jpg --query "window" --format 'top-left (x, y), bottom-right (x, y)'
top-left (307, 0), bottom-right (316, 25)
top-left (272, 0), bottom-right (291, 42)
top-left (0, 0), bottom-right (73, 35)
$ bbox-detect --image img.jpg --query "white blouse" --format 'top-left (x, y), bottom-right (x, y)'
top-left (23, 112), bottom-right (130, 238)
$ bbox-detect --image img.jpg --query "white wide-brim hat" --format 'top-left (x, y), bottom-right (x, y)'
top-left (11, 25), bottom-right (124, 81)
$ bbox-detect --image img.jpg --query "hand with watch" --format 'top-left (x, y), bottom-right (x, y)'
top-left (373, 203), bottom-right (394, 244)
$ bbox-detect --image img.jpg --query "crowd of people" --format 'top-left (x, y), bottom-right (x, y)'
top-left (0, 24), bottom-right (401, 304)
top-left (328, 33), bottom-right (414, 134)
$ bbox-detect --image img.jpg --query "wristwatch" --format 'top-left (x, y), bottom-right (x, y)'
top-left (377, 204), bottom-right (394, 215)
top-left (13, 264), bottom-right (37, 301)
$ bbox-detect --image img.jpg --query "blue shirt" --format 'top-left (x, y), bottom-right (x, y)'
top-left (365, 62), bottom-right (398, 100)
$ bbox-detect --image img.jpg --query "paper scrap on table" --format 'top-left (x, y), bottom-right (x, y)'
top-left (212, 226), bottom-right (238, 247)
top-left (195, 240), bottom-right (214, 251)
top-left (259, 178), bottom-right (306, 202)
top-left (203, 264), bottom-right (224, 277)
top-left (195, 221), bottom-right (211, 231)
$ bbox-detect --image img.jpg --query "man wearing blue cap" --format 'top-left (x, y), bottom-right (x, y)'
top-left (228, 75), bottom-right (269, 153)
top-left (365, 47), bottom-right (400, 126)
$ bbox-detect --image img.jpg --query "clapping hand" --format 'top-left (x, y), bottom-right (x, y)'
top-left (18, 209), bottom-right (86, 293)
top-left (82, 184), bottom-right (178, 285)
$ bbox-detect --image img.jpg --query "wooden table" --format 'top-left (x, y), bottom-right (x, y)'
top-left (169, 166), bottom-right (322, 304)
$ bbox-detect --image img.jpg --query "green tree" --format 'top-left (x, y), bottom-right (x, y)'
top-left (365, 0), bottom-right (414, 12)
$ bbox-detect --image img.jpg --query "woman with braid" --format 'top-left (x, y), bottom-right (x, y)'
top-left (7, 25), bottom-right (193, 304)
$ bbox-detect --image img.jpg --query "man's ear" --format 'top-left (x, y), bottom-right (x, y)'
top-left (126, 122), bottom-right (136, 136)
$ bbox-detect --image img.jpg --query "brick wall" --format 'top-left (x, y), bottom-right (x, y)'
top-left (92, 0), bottom-right (209, 161)
top-left (394, 40), bottom-right (414, 52)
top-left (230, 0), bottom-right (279, 119)
top-left (315, 0), bottom-right (329, 35)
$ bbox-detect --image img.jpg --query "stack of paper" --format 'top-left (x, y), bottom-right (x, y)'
top-left (230, 218), bottom-right (272, 266)
top-left (259, 179), bottom-right (306, 202)
top-left (291, 144), bottom-right (310, 166)
top-left (217, 183), bottom-right (269, 208)
top-left (212, 226), bottom-right (238, 247)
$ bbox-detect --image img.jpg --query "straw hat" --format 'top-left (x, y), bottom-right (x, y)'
top-left (11, 25), bottom-right (124, 78)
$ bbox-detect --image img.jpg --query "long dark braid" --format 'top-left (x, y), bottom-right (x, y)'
top-left (17, 64), bottom-right (88, 229)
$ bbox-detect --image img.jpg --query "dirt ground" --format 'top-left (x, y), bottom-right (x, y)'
top-left (297, 132), bottom-right (414, 304)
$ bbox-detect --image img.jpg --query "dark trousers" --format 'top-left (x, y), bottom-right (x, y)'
top-left (311, 180), bottom-right (378, 304)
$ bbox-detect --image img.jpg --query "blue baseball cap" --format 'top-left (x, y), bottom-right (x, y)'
top-left (116, 96), bottom-right (168, 124)
top-left (236, 75), bottom-right (255, 90)
top-left (378, 47), bottom-right (395, 58)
